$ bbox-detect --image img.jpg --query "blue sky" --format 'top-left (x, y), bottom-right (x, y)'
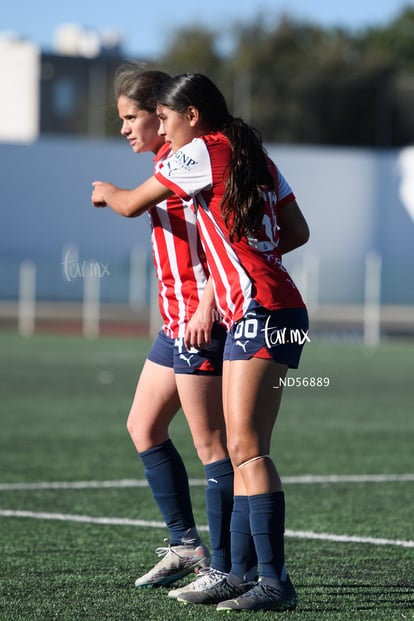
top-left (2, 0), bottom-right (412, 58)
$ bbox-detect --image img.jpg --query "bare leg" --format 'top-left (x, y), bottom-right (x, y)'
top-left (223, 358), bottom-right (287, 495)
top-left (175, 374), bottom-right (227, 465)
top-left (127, 359), bottom-right (180, 452)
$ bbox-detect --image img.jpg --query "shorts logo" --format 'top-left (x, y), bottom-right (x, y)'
top-left (179, 353), bottom-right (195, 367)
top-left (235, 340), bottom-right (249, 352)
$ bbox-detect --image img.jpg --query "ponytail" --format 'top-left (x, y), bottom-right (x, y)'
top-left (155, 73), bottom-right (276, 242)
top-left (221, 117), bottom-right (276, 242)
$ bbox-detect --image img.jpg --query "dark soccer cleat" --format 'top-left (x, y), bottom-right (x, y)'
top-left (177, 575), bottom-right (254, 605)
top-left (216, 575), bottom-right (298, 612)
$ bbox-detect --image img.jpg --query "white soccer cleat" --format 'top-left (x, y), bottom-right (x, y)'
top-left (134, 538), bottom-right (210, 588)
top-left (168, 567), bottom-right (228, 598)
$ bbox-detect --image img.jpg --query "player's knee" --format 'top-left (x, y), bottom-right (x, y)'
top-left (227, 436), bottom-right (258, 468)
top-left (127, 412), bottom-right (170, 453)
top-left (192, 433), bottom-right (228, 466)
top-left (126, 414), bottom-right (141, 450)
top-left (126, 412), bottom-right (148, 449)
top-left (192, 441), bottom-right (216, 465)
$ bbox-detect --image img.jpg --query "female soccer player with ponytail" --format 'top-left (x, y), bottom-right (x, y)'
top-left (93, 66), bottom-right (248, 595)
top-left (92, 72), bottom-right (309, 612)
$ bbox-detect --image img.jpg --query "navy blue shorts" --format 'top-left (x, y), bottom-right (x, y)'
top-left (147, 323), bottom-right (226, 375)
top-left (223, 302), bottom-right (309, 368)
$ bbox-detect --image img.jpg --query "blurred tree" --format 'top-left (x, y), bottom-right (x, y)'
top-left (358, 7), bottom-right (414, 146)
top-left (156, 7), bottom-right (414, 147)
top-left (101, 6), bottom-right (414, 146)
top-left (160, 28), bottom-right (223, 81)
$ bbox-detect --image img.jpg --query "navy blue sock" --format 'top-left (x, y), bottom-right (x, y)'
top-left (139, 439), bottom-right (198, 545)
top-left (249, 491), bottom-right (287, 583)
top-left (204, 458), bottom-right (234, 573)
top-left (230, 495), bottom-right (257, 580)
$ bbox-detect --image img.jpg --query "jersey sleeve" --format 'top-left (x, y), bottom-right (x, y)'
top-left (276, 167), bottom-right (295, 207)
top-left (154, 138), bottom-right (213, 201)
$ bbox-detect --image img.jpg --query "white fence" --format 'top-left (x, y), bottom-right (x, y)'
top-left (12, 249), bottom-right (389, 345)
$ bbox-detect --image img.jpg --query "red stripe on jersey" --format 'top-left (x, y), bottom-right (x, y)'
top-left (150, 146), bottom-right (209, 338)
top-left (156, 134), bottom-right (305, 327)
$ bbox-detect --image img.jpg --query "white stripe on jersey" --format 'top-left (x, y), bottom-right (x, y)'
top-left (150, 207), bottom-right (175, 336)
top-left (195, 194), bottom-right (252, 326)
top-left (155, 206), bottom-right (187, 337)
top-left (151, 144), bottom-right (211, 338)
top-left (182, 200), bottom-right (206, 310)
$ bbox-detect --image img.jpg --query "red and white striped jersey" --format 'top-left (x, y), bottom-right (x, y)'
top-left (149, 143), bottom-right (209, 338)
top-left (154, 133), bottom-right (305, 327)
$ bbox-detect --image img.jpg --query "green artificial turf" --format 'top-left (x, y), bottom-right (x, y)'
top-left (0, 332), bottom-right (413, 620)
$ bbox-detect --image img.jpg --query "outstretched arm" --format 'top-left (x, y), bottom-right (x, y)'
top-left (91, 176), bottom-right (173, 218)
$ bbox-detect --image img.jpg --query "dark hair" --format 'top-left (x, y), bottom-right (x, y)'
top-left (157, 73), bottom-right (276, 242)
top-left (113, 63), bottom-right (170, 113)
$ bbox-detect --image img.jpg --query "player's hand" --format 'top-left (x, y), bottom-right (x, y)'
top-left (184, 309), bottom-right (212, 350)
top-left (91, 181), bottom-right (110, 207)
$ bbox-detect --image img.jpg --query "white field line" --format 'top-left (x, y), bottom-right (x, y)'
top-left (0, 473), bottom-right (413, 491)
top-left (284, 529), bottom-right (414, 548)
top-left (0, 509), bottom-right (413, 549)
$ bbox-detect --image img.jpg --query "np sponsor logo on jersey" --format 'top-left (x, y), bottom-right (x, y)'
top-left (167, 150), bottom-right (198, 174)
